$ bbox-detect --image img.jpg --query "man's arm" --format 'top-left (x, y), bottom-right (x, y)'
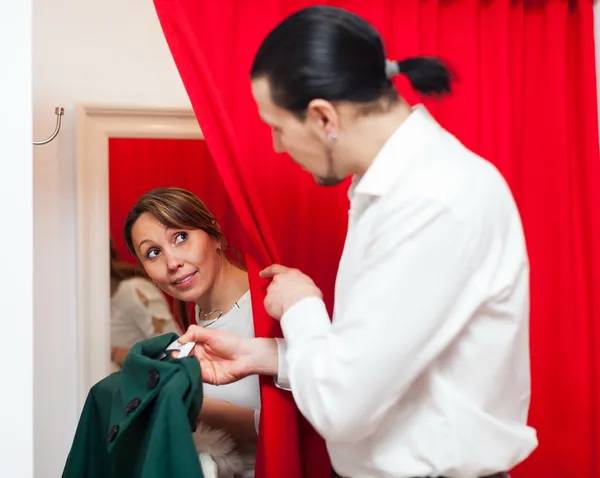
top-left (280, 197), bottom-right (482, 443)
top-left (176, 327), bottom-right (280, 385)
top-left (239, 337), bottom-right (291, 390)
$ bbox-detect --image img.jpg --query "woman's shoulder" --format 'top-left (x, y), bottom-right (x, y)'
top-left (225, 290), bottom-right (254, 335)
top-left (236, 290), bottom-right (251, 308)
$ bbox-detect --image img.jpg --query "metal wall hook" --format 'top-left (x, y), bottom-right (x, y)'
top-left (33, 107), bottom-right (64, 145)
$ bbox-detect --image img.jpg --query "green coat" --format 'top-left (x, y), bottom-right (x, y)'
top-left (62, 333), bottom-right (204, 478)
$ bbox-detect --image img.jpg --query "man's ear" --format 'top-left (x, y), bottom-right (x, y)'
top-left (306, 99), bottom-right (340, 139)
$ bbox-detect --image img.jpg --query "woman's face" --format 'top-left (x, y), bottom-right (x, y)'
top-left (131, 212), bottom-right (222, 303)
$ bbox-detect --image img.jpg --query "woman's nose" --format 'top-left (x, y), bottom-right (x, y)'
top-left (165, 251), bottom-right (184, 271)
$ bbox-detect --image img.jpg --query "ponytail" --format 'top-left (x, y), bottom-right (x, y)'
top-left (388, 56), bottom-right (453, 96)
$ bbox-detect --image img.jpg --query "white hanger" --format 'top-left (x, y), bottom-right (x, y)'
top-left (157, 340), bottom-right (195, 360)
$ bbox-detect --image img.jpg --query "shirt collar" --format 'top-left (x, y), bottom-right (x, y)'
top-left (349, 105), bottom-right (441, 200)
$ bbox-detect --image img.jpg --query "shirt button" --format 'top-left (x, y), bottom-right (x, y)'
top-left (125, 398), bottom-right (142, 414)
top-left (108, 424), bottom-right (119, 443)
top-left (147, 369), bottom-right (160, 389)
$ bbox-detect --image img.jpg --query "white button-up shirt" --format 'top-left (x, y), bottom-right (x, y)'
top-left (276, 106), bottom-right (538, 478)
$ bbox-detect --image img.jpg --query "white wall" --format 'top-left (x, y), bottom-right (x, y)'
top-left (0, 0), bottom-right (34, 476)
top-left (33, 1), bottom-right (190, 476)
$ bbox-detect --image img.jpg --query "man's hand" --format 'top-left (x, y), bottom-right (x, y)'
top-left (177, 326), bottom-right (279, 385)
top-left (260, 264), bottom-right (323, 320)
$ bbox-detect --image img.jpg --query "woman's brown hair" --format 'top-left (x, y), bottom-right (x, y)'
top-left (123, 187), bottom-right (243, 330)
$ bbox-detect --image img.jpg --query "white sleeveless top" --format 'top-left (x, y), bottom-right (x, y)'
top-left (195, 291), bottom-right (260, 478)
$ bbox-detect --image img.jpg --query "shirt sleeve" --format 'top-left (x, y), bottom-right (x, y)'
top-left (273, 338), bottom-right (291, 391)
top-left (280, 197), bottom-right (482, 442)
top-left (254, 409), bottom-right (261, 434)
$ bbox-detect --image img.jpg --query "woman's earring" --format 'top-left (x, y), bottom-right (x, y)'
top-left (328, 131), bottom-right (338, 142)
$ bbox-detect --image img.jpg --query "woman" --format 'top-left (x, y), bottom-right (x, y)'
top-left (123, 187), bottom-right (258, 478)
top-left (110, 239), bottom-right (178, 367)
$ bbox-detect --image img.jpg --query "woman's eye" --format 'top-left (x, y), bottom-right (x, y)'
top-left (146, 248), bottom-right (159, 260)
top-left (175, 232), bottom-right (188, 244)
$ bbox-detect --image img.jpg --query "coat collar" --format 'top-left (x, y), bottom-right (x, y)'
top-left (107, 333), bottom-right (203, 450)
top-left (349, 105), bottom-right (442, 200)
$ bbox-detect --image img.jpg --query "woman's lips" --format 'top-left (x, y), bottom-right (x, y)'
top-left (172, 271), bottom-right (197, 289)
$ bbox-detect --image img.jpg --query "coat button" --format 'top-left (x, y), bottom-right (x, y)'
top-left (125, 398), bottom-right (141, 414)
top-left (108, 424), bottom-right (119, 443)
top-left (147, 369), bottom-right (160, 389)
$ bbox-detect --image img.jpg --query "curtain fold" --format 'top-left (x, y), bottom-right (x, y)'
top-left (153, 0), bottom-right (600, 476)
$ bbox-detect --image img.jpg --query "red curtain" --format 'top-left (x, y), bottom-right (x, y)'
top-left (153, 0), bottom-right (600, 477)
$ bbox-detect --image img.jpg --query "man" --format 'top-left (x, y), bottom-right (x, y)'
top-left (179, 6), bottom-right (538, 478)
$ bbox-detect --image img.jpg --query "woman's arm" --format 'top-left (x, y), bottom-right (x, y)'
top-left (152, 317), bottom-right (166, 334)
top-left (199, 398), bottom-right (258, 443)
top-left (111, 347), bottom-right (129, 366)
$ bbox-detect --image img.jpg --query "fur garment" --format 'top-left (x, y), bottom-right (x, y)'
top-left (193, 422), bottom-right (244, 478)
